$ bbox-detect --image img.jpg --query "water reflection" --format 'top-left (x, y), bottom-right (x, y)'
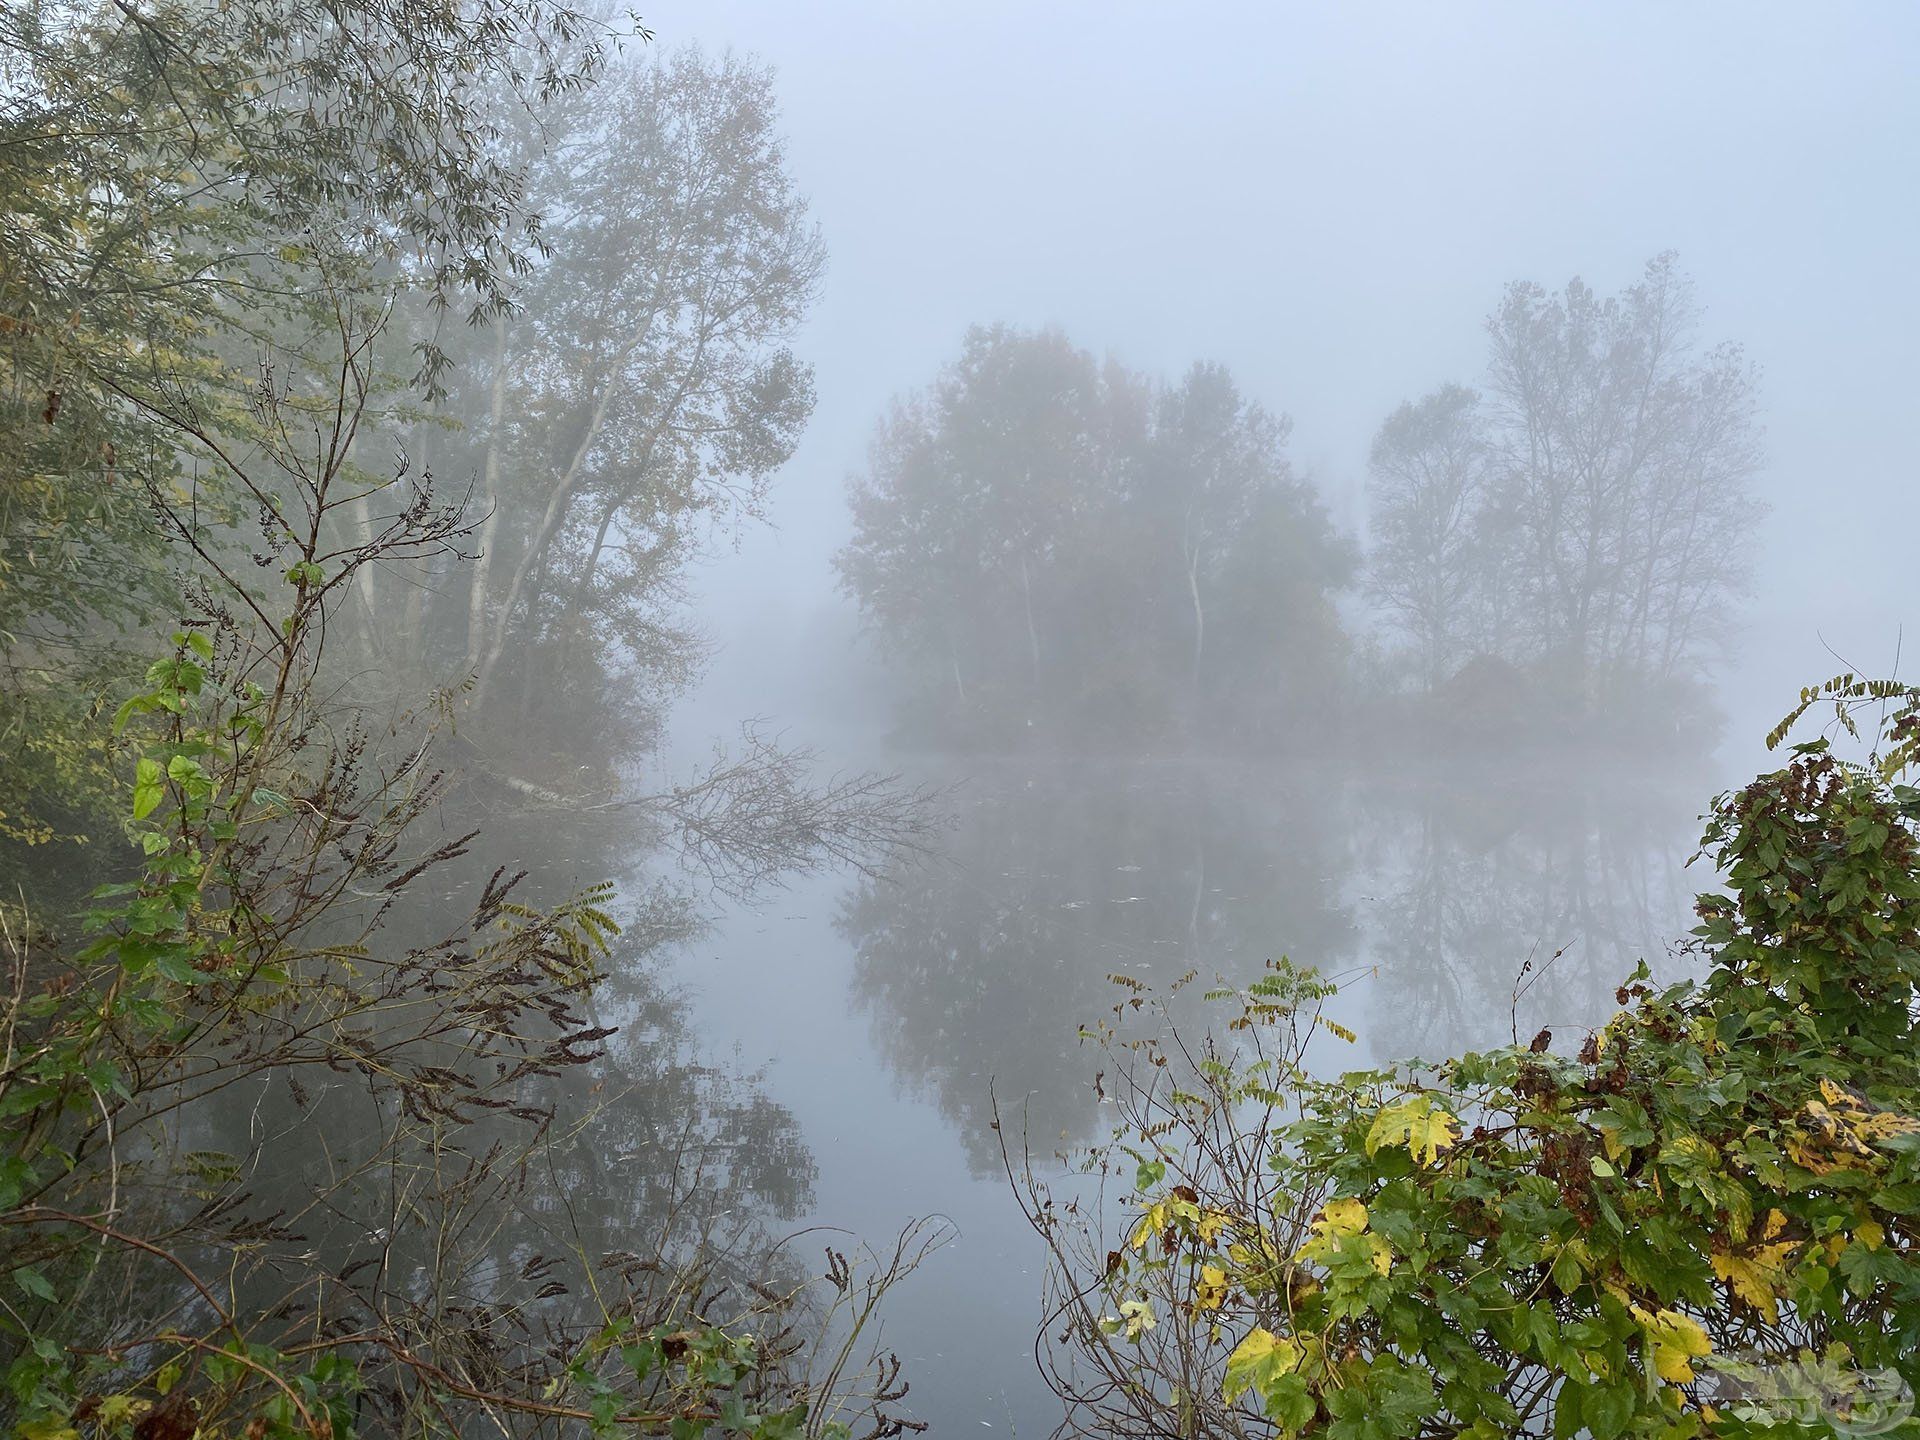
top-left (177, 808), bottom-right (826, 1390)
top-left (1356, 767), bottom-right (1704, 1059)
top-left (842, 758), bottom-right (1705, 1175)
top-left (184, 752), bottom-right (1708, 1433)
top-left (840, 763), bottom-right (1358, 1174)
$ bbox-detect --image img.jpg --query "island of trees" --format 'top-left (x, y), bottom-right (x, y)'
top-left (839, 255), bottom-right (1762, 755)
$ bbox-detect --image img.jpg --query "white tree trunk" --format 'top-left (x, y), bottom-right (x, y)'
top-left (464, 322), bottom-right (510, 679)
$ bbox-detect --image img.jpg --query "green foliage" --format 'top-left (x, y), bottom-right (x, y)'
top-left (0, 0), bottom-right (614, 884)
top-left (0, 11), bottom-right (914, 1436)
top-left (1, 593), bottom-right (861, 1437)
top-left (1034, 685), bottom-right (1920, 1439)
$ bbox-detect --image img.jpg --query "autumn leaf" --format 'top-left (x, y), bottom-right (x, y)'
top-left (1296, 1196), bottom-right (1393, 1276)
top-left (1711, 1209), bottom-right (1798, 1324)
top-left (1315, 1196), bottom-right (1368, 1236)
top-left (1192, 1261), bottom-right (1229, 1315)
top-left (1365, 1094), bottom-right (1459, 1166)
top-left (1631, 1305), bottom-right (1712, 1384)
top-left (1130, 1200), bottom-right (1171, 1252)
top-left (1224, 1327), bottom-right (1303, 1405)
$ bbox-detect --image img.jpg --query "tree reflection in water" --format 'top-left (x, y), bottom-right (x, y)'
top-left (1357, 766), bottom-right (1702, 1061)
top-left (842, 756), bottom-right (1704, 1172)
top-left (162, 790), bottom-right (896, 1424)
top-left (841, 763), bottom-right (1358, 1174)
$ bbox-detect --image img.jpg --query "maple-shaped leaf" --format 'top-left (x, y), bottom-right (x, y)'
top-left (1631, 1305), bottom-right (1713, 1384)
top-left (1365, 1094), bottom-right (1460, 1166)
top-left (1223, 1326), bottom-right (1303, 1405)
top-left (1711, 1208), bottom-right (1798, 1324)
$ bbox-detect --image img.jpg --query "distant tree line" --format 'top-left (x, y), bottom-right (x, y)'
top-left (838, 255), bottom-right (1763, 752)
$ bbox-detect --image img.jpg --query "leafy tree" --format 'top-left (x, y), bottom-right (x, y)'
top-left (838, 326), bottom-right (1353, 748)
top-left (840, 327), bottom-right (1135, 736)
top-left (410, 47), bottom-right (826, 770)
top-left (0, 0), bottom-right (619, 890)
top-left (1366, 255), bottom-right (1761, 724)
top-left (1123, 364), bottom-right (1355, 741)
top-left (1020, 678), bottom-right (1920, 1440)
top-left (1365, 384), bottom-right (1504, 693)
top-left (0, 9), bottom-right (932, 1436)
top-left (0, 232), bottom-right (925, 1440)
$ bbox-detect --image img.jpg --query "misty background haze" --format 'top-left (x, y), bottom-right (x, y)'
top-left (658, 2), bottom-right (1919, 772)
top-left (625, 7), bottom-right (1920, 1425)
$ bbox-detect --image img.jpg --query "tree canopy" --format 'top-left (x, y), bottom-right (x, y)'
top-left (1366, 255), bottom-right (1762, 731)
top-left (0, 9), bottom-right (928, 1437)
top-left (838, 325), bottom-right (1355, 749)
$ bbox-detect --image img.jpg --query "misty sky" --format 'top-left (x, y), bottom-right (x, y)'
top-left (657, 2), bottom-right (1920, 770)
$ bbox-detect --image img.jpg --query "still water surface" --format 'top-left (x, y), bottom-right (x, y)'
top-left (627, 753), bottom-right (1707, 1434)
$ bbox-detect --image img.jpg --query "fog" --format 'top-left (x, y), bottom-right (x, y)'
top-left (7, 4), bottom-right (1918, 1435)
top-left (660, 2), bottom-right (1920, 771)
top-left (628, 6), bottom-right (1920, 1428)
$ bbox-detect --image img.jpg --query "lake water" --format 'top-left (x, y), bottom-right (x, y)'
top-left (609, 750), bottom-right (1712, 1434)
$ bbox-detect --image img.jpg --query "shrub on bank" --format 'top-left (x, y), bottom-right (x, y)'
top-left (1023, 678), bottom-right (1920, 1440)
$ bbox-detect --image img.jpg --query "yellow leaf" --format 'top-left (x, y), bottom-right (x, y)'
top-left (1295, 1198), bottom-right (1392, 1277)
top-left (1786, 1132), bottom-right (1849, 1176)
top-left (1710, 1208), bottom-right (1797, 1324)
top-left (1231, 1327), bottom-right (1300, 1372)
top-left (1631, 1305), bottom-right (1712, 1384)
top-left (1130, 1201), bottom-right (1171, 1252)
top-left (1316, 1197), bottom-right (1368, 1236)
top-left (1365, 1095), bottom-right (1459, 1166)
top-left (1710, 1252), bottom-right (1788, 1324)
top-left (1857, 1110), bottom-right (1920, 1145)
top-left (1793, 1090), bottom-right (1905, 1170)
top-left (1223, 1327), bottom-right (1303, 1404)
top-left (1192, 1262), bottom-right (1229, 1315)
